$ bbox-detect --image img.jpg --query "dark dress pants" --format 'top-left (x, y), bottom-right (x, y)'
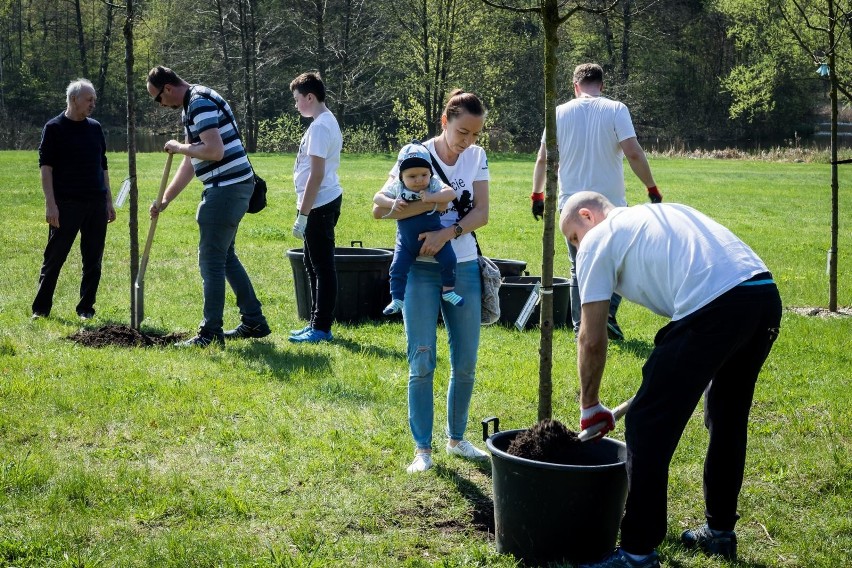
top-left (32, 197), bottom-right (108, 316)
top-left (619, 281), bottom-right (782, 555)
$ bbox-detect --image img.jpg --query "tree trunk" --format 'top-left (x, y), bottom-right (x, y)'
top-left (620, 0), bottom-right (631, 83)
top-left (214, 0), bottom-right (235, 102)
top-left (829, 1), bottom-right (838, 312)
top-left (96, 3), bottom-right (114, 99)
top-left (421, 0), bottom-right (433, 137)
top-left (124, 0), bottom-right (140, 327)
top-left (316, 0), bottom-right (326, 77)
top-left (73, 0), bottom-right (89, 77)
top-left (537, 0), bottom-right (560, 421)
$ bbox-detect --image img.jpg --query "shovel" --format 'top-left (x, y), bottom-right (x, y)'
top-left (132, 153), bottom-right (173, 329)
top-left (578, 396), bottom-right (634, 442)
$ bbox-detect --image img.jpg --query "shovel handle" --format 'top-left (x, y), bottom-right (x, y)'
top-left (136, 153), bottom-right (174, 285)
top-left (578, 396), bottom-right (634, 442)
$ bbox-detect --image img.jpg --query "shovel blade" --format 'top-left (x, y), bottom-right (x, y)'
top-left (132, 281), bottom-right (144, 329)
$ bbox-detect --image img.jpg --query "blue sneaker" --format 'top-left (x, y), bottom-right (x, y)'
top-left (288, 328), bottom-right (333, 343)
top-left (289, 325), bottom-right (311, 337)
top-left (579, 549), bottom-right (660, 568)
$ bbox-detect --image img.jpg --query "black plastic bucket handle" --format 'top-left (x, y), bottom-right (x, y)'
top-left (481, 416), bottom-right (500, 442)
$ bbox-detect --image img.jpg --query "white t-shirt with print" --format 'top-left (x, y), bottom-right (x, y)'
top-left (577, 204), bottom-right (769, 321)
top-left (293, 110), bottom-right (343, 210)
top-left (385, 138), bottom-right (489, 263)
top-left (544, 96), bottom-right (636, 210)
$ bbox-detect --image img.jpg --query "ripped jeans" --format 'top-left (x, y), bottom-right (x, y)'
top-left (403, 259), bottom-right (481, 451)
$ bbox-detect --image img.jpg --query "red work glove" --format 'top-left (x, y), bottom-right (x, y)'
top-left (531, 192), bottom-right (544, 220)
top-left (580, 402), bottom-right (616, 439)
top-left (647, 186), bottom-right (663, 204)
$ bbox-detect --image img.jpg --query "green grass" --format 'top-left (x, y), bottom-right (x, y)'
top-left (0, 150), bottom-right (850, 567)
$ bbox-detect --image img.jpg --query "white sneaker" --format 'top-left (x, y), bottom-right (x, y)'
top-left (406, 453), bottom-right (433, 473)
top-left (446, 440), bottom-right (489, 461)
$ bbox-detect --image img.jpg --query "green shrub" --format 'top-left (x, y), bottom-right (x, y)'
top-left (256, 113), bottom-right (304, 153)
top-left (343, 124), bottom-right (386, 153)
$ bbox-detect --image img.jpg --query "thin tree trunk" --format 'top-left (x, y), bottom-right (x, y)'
top-left (620, 0), bottom-right (631, 83)
top-left (421, 0), bottom-right (433, 136)
top-left (316, 0), bottom-right (326, 77)
top-left (538, 0), bottom-right (559, 421)
top-left (97, 2), bottom-right (115, 98)
top-left (829, 1), bottom-right (838, 312)
top-left (73, 0), bottom-right (89, 77)
top-left (125, 0), bottom-right (140, 326)
top-left (214, 0), bottom-right (234, 101)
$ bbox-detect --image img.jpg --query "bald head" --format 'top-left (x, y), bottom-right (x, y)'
top-left (560, 191), bottom-right (615, 247)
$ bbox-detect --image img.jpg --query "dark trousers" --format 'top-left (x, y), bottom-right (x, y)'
top-left (302, 195), bottom-right (342, 333)
top-left (389, 212), bottom-right (456, 301)
top-left (32, 197), bottom-right (108, 316)
top-left (619, 279), bottom-right (782, 554)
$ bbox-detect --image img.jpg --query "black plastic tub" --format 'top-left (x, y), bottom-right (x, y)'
top-left (490, 258), bottom-right (528, 278)
top-left (484, 420), bottom-right (628, 566)
top-left (498, 275), bottom-right (570, 329)
top-left (287, 246), bottom-right (393, 322)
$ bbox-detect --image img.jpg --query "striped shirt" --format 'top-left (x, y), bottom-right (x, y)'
top-left (182, 86), bottom-right (253, 189)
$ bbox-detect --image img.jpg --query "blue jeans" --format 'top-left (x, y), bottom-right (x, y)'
top-left (196, 181), bottom-right (265, 336)
top-left (567, 238), bottom-right (621, 332)
top-left (404, 259), bottom-right (481, 451)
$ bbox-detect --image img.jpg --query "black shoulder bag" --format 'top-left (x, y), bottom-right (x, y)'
top-left (189, 90), bottom-right (267, 214)
top-left (427, 148), bottom-right (501, 325)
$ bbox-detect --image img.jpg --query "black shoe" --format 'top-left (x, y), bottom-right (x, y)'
top-left (176, 333), bottom-right (224, 347)
top-left (607, 315), bottom-right (625, 341)
top-left (31, 312), bottom-right (48, 320)
top-left (224, 322), bottom-right (271, 339)
top-left (78, 311), bottom-right (95, 321)
top-left (682, 524), bottom-right (737, 560)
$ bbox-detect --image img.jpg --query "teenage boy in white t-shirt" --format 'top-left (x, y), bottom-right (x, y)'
top-left (289, 72), bottom-right (343, 343)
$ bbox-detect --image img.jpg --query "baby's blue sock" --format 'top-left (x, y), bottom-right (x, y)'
top-left (441, 290), bottom-right (464, 307)
top-left (383, 298), bottom-right (404, 315)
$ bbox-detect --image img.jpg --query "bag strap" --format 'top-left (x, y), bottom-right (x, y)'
top-left (186, 88), bottom-right (255, 170)
top-left (423, 142), bottom-right (482, 255)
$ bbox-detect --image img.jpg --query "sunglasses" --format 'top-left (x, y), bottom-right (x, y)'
top-left (153, 84), bottom-right (166, 104)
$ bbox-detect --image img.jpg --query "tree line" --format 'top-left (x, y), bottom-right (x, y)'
top-left (1, 0), bottom-right (848, 153)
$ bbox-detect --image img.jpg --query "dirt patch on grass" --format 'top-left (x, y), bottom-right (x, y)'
top-left (69, 324), bottom-right (186, 347)
top-left (788, 306), bottom-right (852, 318)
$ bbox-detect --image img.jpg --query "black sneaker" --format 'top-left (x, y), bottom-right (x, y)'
top-left (224, 322), bottom-right (271, 339)
top-left (78, 311), bottom-right (95, 321)
top-left (681, 524), bottom-right (737, 560)
top-left (176, 333), bottom-right (224, 347)
top-left (607, 315), bottom-right (625, 341)
top-left (31, 312), bottom-right (48, 320)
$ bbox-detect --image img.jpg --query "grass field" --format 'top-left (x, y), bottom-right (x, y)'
top-left (0, 150), bottom-right (850, 567)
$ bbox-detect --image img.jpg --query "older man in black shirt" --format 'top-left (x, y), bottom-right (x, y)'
top-left (32, 78), bottom-right (115, 320)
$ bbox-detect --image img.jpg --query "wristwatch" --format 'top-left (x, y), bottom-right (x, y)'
top-left (452, 222), bottom-right (463, 238)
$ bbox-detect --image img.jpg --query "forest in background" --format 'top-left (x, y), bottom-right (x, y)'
top-left (2, 0), bottom-right (850, 153)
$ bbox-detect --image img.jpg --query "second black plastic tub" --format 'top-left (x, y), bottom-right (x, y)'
top-left (498, 275), bottom-right (570, 329)
top-left (287, 246), bottom-right (393, 322)
top-left (485, 424), bottom-right (628, 566)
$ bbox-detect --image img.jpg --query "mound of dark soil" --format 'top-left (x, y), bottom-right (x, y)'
top-left (69, 324), bottom-right (186, 348)
top-left (507, 418), bottom-right (590, 465)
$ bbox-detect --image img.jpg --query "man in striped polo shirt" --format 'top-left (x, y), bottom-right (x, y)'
top-left (146, 66), bottom-right (270, 347)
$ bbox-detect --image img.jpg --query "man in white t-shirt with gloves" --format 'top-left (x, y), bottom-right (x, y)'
top-left (532, 63), bottom-right (661, 340)
top-left (560, 191), bottom-right (781, 568)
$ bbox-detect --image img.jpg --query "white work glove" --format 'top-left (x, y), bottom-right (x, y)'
top-left (292, 213), bottom-right (309, 239)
